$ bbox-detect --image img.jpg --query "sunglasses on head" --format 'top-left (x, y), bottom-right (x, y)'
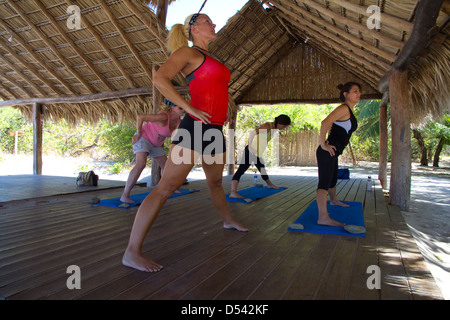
top-left (188, 0), bottom-right (207, 27)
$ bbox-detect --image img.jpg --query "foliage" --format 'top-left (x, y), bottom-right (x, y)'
top-left (1, 103), bottom-right (448, 169)
top-left (96, 121), bottom-right (135, 164)
top-left (236, 104), bottom-right (336, 133)
top-left (0, 107), bottom-right (31, 153)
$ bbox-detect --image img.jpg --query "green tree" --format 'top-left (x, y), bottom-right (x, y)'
top-left (0, 107), bottom-right (32, 154)
top-left (413, 114), bottom-right (450, 167)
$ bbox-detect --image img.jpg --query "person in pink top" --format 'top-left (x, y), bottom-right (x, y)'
top-left (120, 98), bottom-right (185, 203)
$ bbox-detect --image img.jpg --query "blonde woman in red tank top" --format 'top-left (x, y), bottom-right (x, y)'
top-left (122, 13), bottom-right (248, 273)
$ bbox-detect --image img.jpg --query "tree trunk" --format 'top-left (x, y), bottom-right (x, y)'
top-left (412, 128), bottom-right (428, 166)
top-left (433, 137), bottom-right (444, 167)
top-left (347, 141), bottom-right (358, 166)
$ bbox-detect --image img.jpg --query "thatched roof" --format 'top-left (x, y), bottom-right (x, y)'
top-left (0, 0), bottom-right (448, 124)
top-left (213, 0), bottom-right (449, 122)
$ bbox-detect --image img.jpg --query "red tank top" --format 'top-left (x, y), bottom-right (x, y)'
top-left (186, 52), bottom-right (231, 125)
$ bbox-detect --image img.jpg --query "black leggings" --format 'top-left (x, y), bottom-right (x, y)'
top-left (232, 146), bottom-right (269, 181)
top-left (316, 145), bottom-right (339, 190)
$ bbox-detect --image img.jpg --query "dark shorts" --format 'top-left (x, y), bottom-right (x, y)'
top-left (171, 114), bottom-right (226, 155)
top-left (316, 145), bottom-right (339, 190)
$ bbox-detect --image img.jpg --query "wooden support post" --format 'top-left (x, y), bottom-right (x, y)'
top-left (388, 70), bottom-right (411, 211)
top-left (151, 66), bottom-right (162, 187)
top-left (149, 2), bottom-right (169, 186)
top-left (378, 97), bottom-right (389, 189)
top-left (227, 111), bottom-right (237, 175)
top-left (33, 102), bottom-right (43, 175)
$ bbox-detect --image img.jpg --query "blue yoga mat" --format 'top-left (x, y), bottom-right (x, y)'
top-left (288, 200), bottom-right (365, 237)
top-left (225, 186), bottom-right (287, 203)
top-left (89, 188), bottom-right (198, 209)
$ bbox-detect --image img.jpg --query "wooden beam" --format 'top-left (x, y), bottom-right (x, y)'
top-left (0, 49), bottom-right (48, 97)
top-left (279, 9), bottom-right (388, 77)
top-left (0, 72), bottom-right (34, 98)
top-left (0, 86), bottom-right (190, 108)
top-left (388, 69), bottom-right (411, 211)
top-left (378, 93), bottom-right (389, 189)
top-left (99, 0), bottom-right (153, 83)
top-left (0, 37), bottom-right (63, 95)
top-left (378, 0), bottom-right (445, 93)
top-left (0, 21), bottom-right (75, 94)
top-left (302, 0), bottom-right (404, 51)
top-left (392, 0), bottom-right (445, 72)
top-left (122, 0), bottom-right (168, 59)
top-left (33, 102), bottom-right (43, 175)
top-left (7, 1), bottom-right (94, 93)
top-left (330, 0), bottom-right (414, 33)
top-left (272, 0), bottom-right (397, 62)
top-left (34, 0), bottom-right (114, 91)
top-left (0, 82), bottom-right (20, 100)
top-left (238, 94), bottom-right (383, 106)
top-left (66, 1), bottom-right (136, 89)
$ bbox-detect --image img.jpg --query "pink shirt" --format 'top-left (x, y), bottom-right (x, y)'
top-left (141, 112), bottom-right (180, 147)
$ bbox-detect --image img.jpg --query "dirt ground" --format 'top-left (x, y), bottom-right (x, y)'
top-left (1, 154), bottom-right (449, 299)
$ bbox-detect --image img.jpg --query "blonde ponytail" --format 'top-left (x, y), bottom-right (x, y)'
top-left (166, 14), bottom-right (197, 54)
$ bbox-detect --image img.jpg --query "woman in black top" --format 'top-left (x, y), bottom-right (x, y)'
top-left (316, 82), bottom-right (361, 226)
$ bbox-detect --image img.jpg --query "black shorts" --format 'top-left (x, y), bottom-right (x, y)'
top-left (316, 145), bottom-right (339, 190)
top-left (171, 114), bottom-right (226, 155)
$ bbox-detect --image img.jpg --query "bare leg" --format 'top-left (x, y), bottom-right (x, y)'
top-left (120, 152), bottom-right (148, 203)
top-left (122, 145), bottom-right (195, 272)
top-left (328, 186), bottom-right (349, 207)
top-left (230, 179), bottom-right (245, 198)
top-left (203, 154), bottom-right (248, 232)
top-left (316, 188), bottom-right (344, 227)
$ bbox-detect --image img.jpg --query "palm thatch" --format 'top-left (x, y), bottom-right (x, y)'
top-left (0, 0), bottom-right (448, 125)
top-left (0, 0), bottom-right (173, 124)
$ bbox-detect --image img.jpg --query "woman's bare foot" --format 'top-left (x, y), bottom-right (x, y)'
top-left (120, 196), bottom-right (136, 204)
top-left (330, 199), bottom-right (349, 207)
top-left (317, 215), bottom-right (345, 227)
top-left (229, 191), bottom-right (245, 199)
top-left (223, 219), bottom-right (248, 232)
top-left (122, 249), bottom-right (163, 272)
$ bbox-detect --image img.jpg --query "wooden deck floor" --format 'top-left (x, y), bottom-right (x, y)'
top-left (0, 173), bottom-right (443, 301)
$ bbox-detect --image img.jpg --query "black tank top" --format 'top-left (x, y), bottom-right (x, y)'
top-left (326, 104), bottom-right (358, 155)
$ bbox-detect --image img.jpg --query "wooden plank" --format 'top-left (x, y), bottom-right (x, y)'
top-left (0, 175), bottom-right (442, 300)
top-left (111, 177), bottom-right (317, 300)
top-left (347, 179), bottom-right (379, 299)
top-left (281, 235), bottom-right (338, 299)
